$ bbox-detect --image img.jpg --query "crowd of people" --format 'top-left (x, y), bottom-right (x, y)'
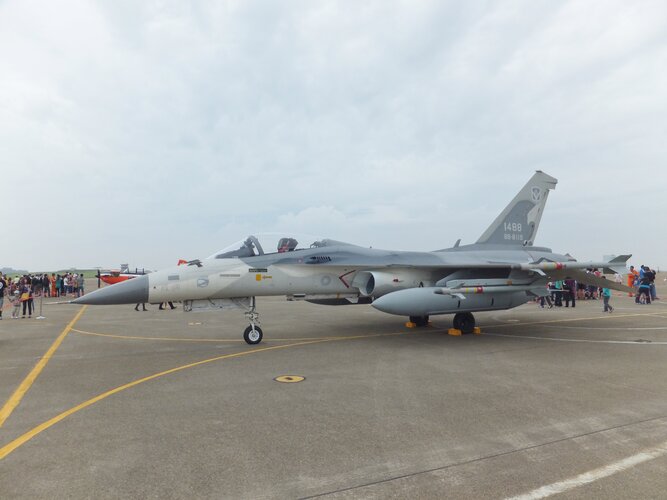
top-left (537, 265), bottom-right (659, 312)
top-left (627, 265), bottom-right (659, 304)
top-left (0, 272), bottom-right (85, 319)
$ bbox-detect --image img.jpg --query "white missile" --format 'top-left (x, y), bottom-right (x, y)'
top-left (435, 284), bottom-right (539, 300)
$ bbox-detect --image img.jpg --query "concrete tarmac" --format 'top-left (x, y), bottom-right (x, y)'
top-left (1, 284), bottom-right (667, 499)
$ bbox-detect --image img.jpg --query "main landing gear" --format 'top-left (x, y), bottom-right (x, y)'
top-left (408, 313), bottom-right (476, 334)
top-left (243, 297), bottom-right (263, 345)
top-left (409, 315), bottom-right (430, 327)
top-left (453, 312), bottom-right (475, 334)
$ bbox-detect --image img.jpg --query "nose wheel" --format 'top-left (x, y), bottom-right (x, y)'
top-left (243, 297), bottom-right (263, 344)
top-left (243, 325), bottom-right (263, 344)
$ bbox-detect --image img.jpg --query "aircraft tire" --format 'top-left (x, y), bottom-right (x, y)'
top-left (409, 315), bottom-right (429, 327)
top-left (453, 313), bottom-right (462, 330)
top-left (243, 325), bottom-right (263, 345)
top-left (454, 312), bottom-right (475, 334)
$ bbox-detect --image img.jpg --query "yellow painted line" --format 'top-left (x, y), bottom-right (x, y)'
top-left (0, 330), bottom-right (406, 460)
top-left (71, 328), bottom-right (244, 343)
top-left (0, 306), bottom-right (87, 427)
top-left (71, 328), bottom-right (346, 343)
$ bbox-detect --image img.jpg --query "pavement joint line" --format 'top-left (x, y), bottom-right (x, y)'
top-left (299, 414), bottom-right (667, 500)
top-left (483, 312), bottom-right (647, 329)
top-left (506, 438), bottom-right (667, 499)
top-left (0, 306), bottom-right (88, 428)
top-left (483, 332), bottom-right (667, 345)
top-left (0, 330), bottom-right (407, 460)
top-left (537, 325), bottom-right (667, 331)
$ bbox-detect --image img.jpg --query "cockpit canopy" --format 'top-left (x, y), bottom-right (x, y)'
top-left (207, 233), bottom-right (354, 260)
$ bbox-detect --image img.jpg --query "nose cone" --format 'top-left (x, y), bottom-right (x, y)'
top-left (372, 288), bottom-right (433, 316)
top-left (371, 292), bottom-right (406, 315)
top-left (72, 275), bottom-right (149, 305)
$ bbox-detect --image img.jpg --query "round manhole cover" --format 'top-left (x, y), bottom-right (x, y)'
top-left (274, 375), bottom-right (305, 383)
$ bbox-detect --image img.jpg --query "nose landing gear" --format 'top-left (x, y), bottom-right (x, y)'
top-left (243, 324), bottom-right (263, 344)
top-left (243, 297), bottom-right (263, 344)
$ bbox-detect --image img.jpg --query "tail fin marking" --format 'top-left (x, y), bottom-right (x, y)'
top-left (476, 170), bottom-right (557, 246)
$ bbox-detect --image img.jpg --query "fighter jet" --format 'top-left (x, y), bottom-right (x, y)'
top-left (73, 171), bottom-right (632, 344)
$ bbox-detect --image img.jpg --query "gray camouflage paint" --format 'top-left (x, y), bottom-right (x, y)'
top-left (73, 171), bottom-right (631, 319)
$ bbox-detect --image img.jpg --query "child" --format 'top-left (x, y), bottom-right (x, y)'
top-left (601, 277), bottom-right (613, 313)
top-left (10, 291), bottom-right (21, 319)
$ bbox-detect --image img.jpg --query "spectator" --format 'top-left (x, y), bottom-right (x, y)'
top-left (601, 277), bottom-right (614, 313)
top-left (647, 267), bottom-right (658, 301)
top-left (21, 283), bottom-right (33, 318)
top-left (77, 273), bottom-right (85, 297)
top-left (553, 280), bottom-right (563, 307)
top-left (576, 281), bottom-right (586, 300)
top-left (0, 273), bottom-right (6, 320)
top-left (10, 290), bottom-right (21, 319)
top-left (563, 279), bottom-right (576, 308)
top-left (628, 265), bottom-right (639, 297)
top-left (636, 272), bottom-right (652, 305)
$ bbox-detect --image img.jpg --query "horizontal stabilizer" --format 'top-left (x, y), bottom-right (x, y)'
top-left (602, 254), bottom-right (631, 275)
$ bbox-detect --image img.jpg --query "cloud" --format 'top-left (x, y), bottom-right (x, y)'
top-left (1, 0), bottom-right (665, 270)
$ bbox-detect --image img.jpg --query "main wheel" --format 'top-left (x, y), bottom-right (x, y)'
top-left (409, 315), bottom-right (430, 327)
top-left (453, 312), bottom-right (475, 334)
top-left (243, 325), bottom-right (263, 344)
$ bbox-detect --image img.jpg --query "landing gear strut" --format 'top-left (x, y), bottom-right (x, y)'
top-left (409, 315), bottom-right (430, 327)
top-left (243, 297), bottom-right (263, 344)
top-left (453, 312), bottom-right (475, 334)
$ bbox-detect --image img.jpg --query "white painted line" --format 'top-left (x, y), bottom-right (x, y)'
top-left (539, 325), bottom-right (667, 331)
top-left (507, 440), bottom-right (667, 499)
top-left (484, 333), bottom-right (667, 345)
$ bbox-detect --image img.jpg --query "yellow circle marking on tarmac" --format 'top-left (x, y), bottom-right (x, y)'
top-left (0, 330), bottom-right (407, 460)
top-left (274, 375), bottom-right (305, 383)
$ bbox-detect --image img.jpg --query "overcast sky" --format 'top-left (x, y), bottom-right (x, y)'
top-left (1, 0), bottom-right (665, 272)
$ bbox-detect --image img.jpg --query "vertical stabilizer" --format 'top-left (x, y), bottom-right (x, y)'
top-left (476, 171), bottom-right (557, 246)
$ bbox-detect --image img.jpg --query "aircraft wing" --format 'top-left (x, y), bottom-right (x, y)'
top-left (545, 269), bottom-right (634, 294)
top-left (280, 256), bottom-right (629, 272)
